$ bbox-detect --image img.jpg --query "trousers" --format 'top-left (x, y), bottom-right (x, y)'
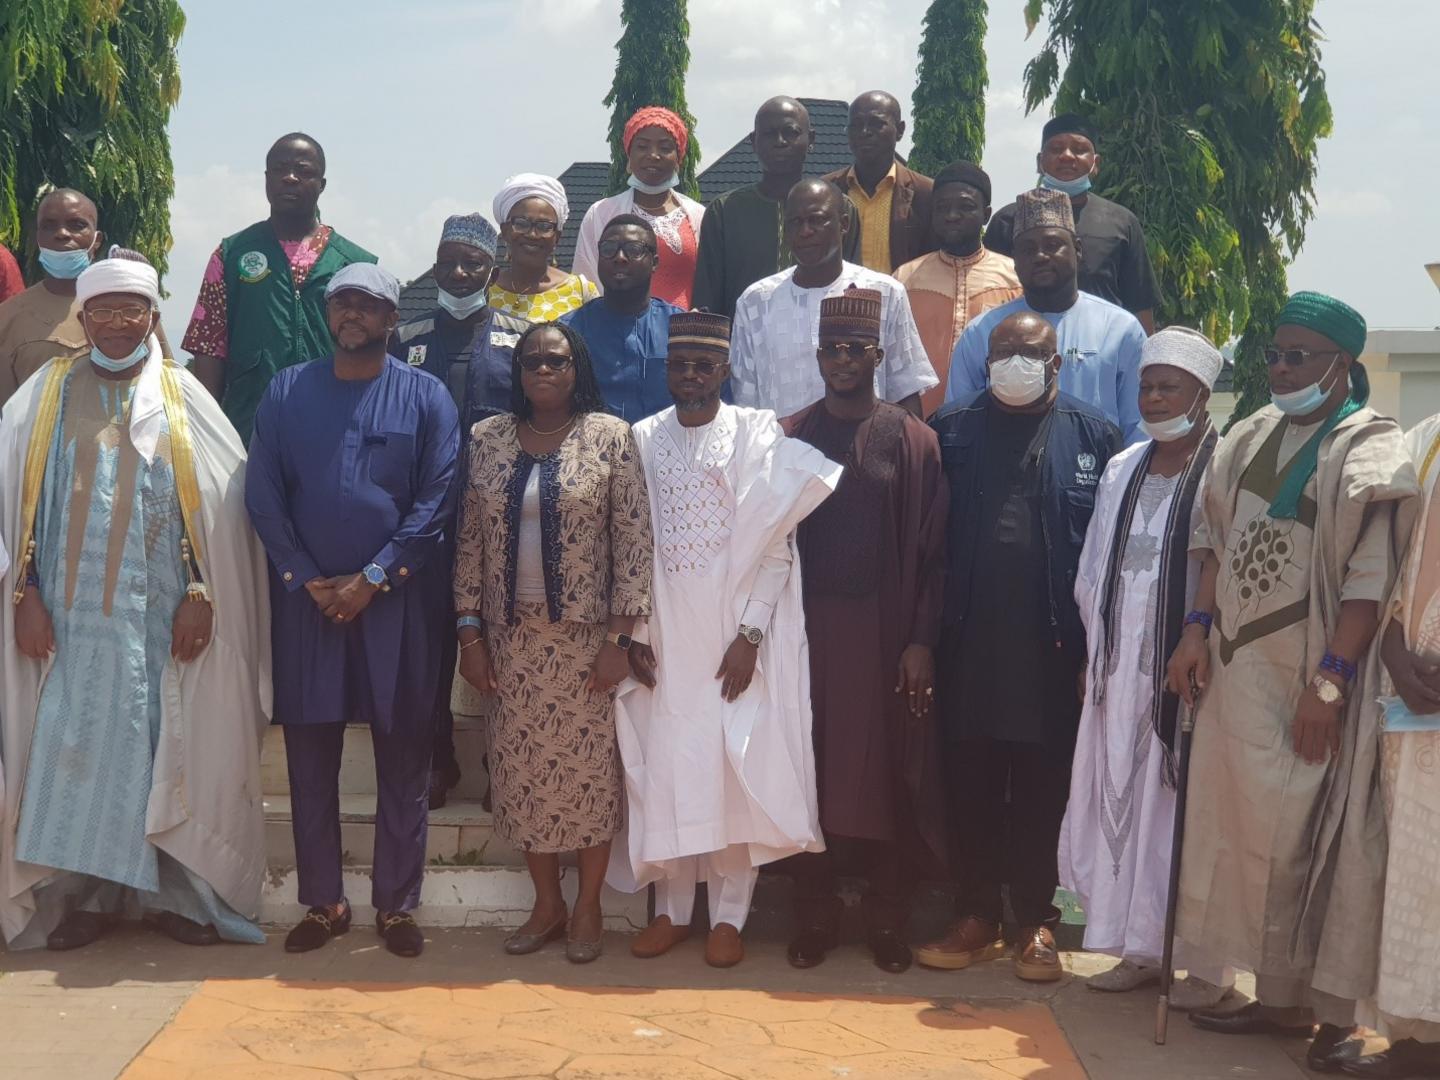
top-left (654, 850), bottom-right (760, 931)
top-left (284, 721), bottom-right (432, 912)
top-left (948, 738), bottom-right (1072, 928)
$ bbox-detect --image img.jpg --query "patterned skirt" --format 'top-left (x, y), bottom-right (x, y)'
top-left (485, 603), bottom-right (622, 852)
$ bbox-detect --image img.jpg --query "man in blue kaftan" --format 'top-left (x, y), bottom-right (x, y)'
top-left (0, 253), bottom-right (271, 952)
top-left (246, 263), bottom-right (459, 959)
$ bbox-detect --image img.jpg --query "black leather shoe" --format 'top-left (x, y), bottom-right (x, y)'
top-left (46, 911), bottom-right (108, 951)
top-left (284, 902), bottom-right (351, 953)
top-left (1189, 1000), bottom-right (1315, 1037)
top-left (147, 911), bottom-right (221, 946)
top-left (376, 911), bottom-right (424, 958)
top-left (1308, 1024), bottom-right (1363, 1073)
top-left (787, 926), bottom-right (837, 969)
top-left (428, 759), bottom-right (462, 811)
top-left (1343, 1040), bottom-right (1440, 1078)
top-left (868, 929), bottom-right (913, 974)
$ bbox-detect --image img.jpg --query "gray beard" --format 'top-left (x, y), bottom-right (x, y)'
top-left (675, 392), bottom-right (721, 414)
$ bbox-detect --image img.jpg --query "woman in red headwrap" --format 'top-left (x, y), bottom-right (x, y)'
top-left (573, 106), bottom-right (705, 308)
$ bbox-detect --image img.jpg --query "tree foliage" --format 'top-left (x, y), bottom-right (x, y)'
top-left (0, 0), bottom-right (185, 281)
top-left (1022, 0), bottom-right (1332, 421)
top-left (602, 0), bottom-right (700, 199)
top-left (910, 0), bottom-right (989, 175)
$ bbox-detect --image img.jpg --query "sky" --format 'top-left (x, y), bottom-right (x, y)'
top-left (156, 0), bottom-right (1440, 350)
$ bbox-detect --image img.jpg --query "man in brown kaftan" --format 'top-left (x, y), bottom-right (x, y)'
top-left (780, 288), bottom-right (948, 974)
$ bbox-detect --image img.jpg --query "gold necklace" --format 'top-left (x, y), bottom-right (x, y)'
top-left (526, 415), bottom-right (576, 437)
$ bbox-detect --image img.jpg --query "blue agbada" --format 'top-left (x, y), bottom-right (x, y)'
top-left (245, 356), bottom-right (460, 732)
top-left (561, 297), bottom-right (683, 422)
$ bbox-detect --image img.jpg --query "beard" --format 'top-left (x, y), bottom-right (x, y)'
top-left (675, 390), bottom-right (722, 414)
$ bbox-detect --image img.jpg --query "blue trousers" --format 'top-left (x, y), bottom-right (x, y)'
top-left (283, 721), bottom-right (432, 912)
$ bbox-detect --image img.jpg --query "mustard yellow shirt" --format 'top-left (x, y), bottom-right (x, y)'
top-left (845, 164), bottom-right (897, 273)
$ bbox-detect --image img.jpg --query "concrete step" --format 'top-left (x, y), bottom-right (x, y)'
top-left (259, 864), bottom-right (650, 931)
top-left (261, 710), bottom-right (492, 800)
top-left (263, 794), bottom-right (522, 868)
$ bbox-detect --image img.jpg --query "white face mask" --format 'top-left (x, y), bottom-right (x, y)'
top-left (437, 285), bottom-right (487, 320)
top-left (628, 172), bottom-right (679, 196)
top-left (989, 354), bottom-right (1051, 407)
top-left (1271, 357), bottom-right (1341, 417)
top-left (1141, 389), bottom-right (1205, 442)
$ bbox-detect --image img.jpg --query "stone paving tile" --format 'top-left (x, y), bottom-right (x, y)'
top-left (119, 979), bottom-right (1083, 1080)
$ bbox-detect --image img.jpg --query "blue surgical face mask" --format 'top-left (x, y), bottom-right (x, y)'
top-left (1271, 357), bottom-right (1341, 416)
top-left (628, 172), bottom-right (679, 196)
top-left (1040, 172), bottom-right (1092, 198)
top-left (1141, 390), bottom-right (1205, 443)
top-left (38, 244), bottom-right (94, 279)
top-left (90, 339), bottom-right (149, 374)
top-left (437, 285), bottom-right (488, 320)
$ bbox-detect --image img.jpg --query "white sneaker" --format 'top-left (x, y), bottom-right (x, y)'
top-left (1167, 975), bottom-right (1233, 1011)
top-left (1087, 958), bottom-right (1160, 992)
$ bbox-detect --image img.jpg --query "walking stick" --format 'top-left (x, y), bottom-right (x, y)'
top-left (1155, 675), bottom-right (1200, 1046)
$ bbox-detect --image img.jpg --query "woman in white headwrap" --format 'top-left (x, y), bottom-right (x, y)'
top-left (0, 249), bottom-right (271, 951)
top-left (489, 173), bottom-right (598, 323)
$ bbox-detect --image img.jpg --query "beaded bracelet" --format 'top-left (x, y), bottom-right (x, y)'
top-left (1319, 652), bottom-right (1357, 683)
top-left (1183, 610), bottom-right (1214, 632)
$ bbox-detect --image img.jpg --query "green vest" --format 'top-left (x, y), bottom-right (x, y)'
top-left (218, 220), bottom-right (376, 443)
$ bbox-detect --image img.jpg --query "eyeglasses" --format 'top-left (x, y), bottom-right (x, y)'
top-left (435, 258), bottom-right (493, 275)
top-left (818, 342), bottom-right (880, 361)
top-left (1264, 347), bottom-right (1343, 368)
top-left (597, 239), bottom-right (655, 260)
top-left (507, 216), bottom-right (558, 237)
top-left (666, 358), bottom-right (723, 376)
top-left (84, 304), bottom-right (151, 326)
top-left (518, 354), bottom-right (573, 373)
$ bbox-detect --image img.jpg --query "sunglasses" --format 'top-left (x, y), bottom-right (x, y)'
top-left (519, 354), bottom-right (573, 373)
top-left (1264, 347), bottom-right (1343, 368)
top-left (818, 342), bottom-right (880, 361)
top-left (666, 358), bottom-right (723, 376)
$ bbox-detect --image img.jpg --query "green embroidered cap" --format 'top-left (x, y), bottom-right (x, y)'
top-left (1277, 291), bottom-right (1368, 359)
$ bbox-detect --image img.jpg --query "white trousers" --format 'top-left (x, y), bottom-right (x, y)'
top-left (654, 852), bottom-right (759, 931)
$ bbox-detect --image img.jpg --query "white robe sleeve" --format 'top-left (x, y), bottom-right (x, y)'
top-left (739, 534), bottom-right (794, 633)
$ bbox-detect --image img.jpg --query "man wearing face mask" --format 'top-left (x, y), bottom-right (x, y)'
top-left (1165, 293), bottom-right (1419, 1071)
top-left (0, 188), bottom-right (172, 407)
top-left (947, 188), bottom-right (1145, 442)
top-left (389, 213), bottom-right (528, 809)
top-left (1057, 327), bottom-right (1234, 1008)
top-left (0, 251), bottom-right (269, 952)
top-left (984, 115), bottom-right (1160, 333)
top-left (920, 309), bottom-right (1120, 982)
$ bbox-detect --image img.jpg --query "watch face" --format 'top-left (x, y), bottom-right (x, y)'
top-left (365, 565), bottom-right (385, 585)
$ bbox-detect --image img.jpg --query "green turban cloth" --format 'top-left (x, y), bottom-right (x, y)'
top-left (1277, 291), bottom-right (1368, 358)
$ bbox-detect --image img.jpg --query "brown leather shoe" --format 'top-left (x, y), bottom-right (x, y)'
top-left (1014, 926), bottom-right (1063, 982)
top-left (705, 923), bottom-right (744, 968)
top-left (916, 916), bottom-right (1006, 971)
top-left (631, 915), bottom-right (690, 959)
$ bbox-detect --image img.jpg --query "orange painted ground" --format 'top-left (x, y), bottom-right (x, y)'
top-left (119, 978), bottom-right (1086, 1080)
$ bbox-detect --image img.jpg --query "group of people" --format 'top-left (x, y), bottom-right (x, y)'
top-left (0, 89), bottom-right (1436, 1079)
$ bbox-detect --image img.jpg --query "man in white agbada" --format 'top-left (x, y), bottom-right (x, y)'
top-left (1351, 412), bottom-right (1440, 1079)
top-left (0, 250), bottom-right (270, 951)
top-left (1059, 326), bottom-right (1234, 1008)
top-left (609, 309), bottom-right (841, 968)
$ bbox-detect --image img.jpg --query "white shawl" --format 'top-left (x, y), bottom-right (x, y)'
top-left (0, 356), bottom-right (273, 944)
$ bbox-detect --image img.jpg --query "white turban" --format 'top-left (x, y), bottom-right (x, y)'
top-left (492, 173), bottom-right (569, 229)
top-left (75, 252), bottom-right (161, 308)
top-left (1139, 326), bottom-right (1224, 390)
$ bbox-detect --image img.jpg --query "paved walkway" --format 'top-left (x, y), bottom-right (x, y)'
top-left (1, 927), bottom-right (1326, 1079)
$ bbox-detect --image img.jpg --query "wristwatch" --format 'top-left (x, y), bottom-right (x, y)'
top-left (606, 632), bottom-right (634, 651)
top-left (738, 624), bottom-right (764, 646)
top-left (1309, 673), bottom-right (1346, 706)
top-left (362, 563), bottom-right (388, 590)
